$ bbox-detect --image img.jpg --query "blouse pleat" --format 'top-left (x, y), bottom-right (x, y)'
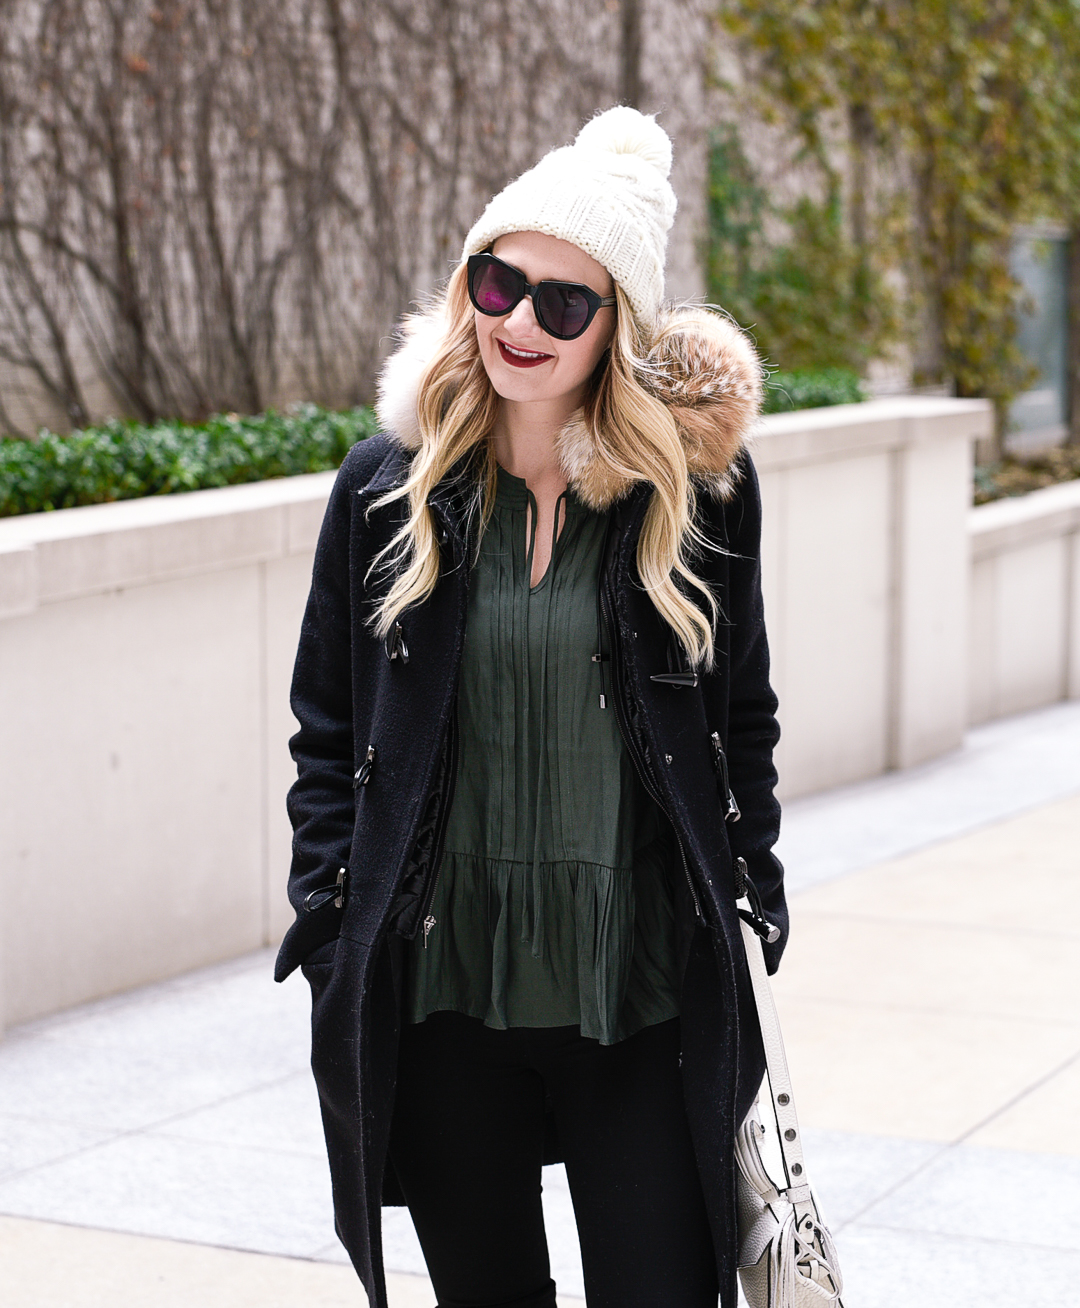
top-left (406, 465), bottom-right (680, 1045)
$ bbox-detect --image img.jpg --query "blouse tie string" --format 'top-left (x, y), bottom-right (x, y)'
top-left (520, 487), bottom-right (569, 961)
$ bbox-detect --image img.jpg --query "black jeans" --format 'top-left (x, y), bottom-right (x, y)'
top-left (389, 1012), bottom-right (720, 1308)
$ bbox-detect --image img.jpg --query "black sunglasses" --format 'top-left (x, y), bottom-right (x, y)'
top-left (467, 252), bottom-right (616, 341)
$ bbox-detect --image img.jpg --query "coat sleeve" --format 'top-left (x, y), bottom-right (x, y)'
top-left (275, 444), bottom-right (372, 981)
top-left (716, 454), bottom-right (788, 973)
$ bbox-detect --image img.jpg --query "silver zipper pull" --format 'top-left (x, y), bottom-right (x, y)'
top-left (423, 915), bottom-right (436, 948)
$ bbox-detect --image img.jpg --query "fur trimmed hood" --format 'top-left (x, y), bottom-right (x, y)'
top-left (375, 303), bottom-right (763, 511)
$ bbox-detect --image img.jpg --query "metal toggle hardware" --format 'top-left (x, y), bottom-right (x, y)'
top-left (385, 623), bottom-right (409, 663)
top-left (738, 907), bottom-right (781, 945)
top-left (734, 855), bottom-right (781, 943)
top-left (710, 731), bottom-right (741, 821)
top-left (732, 853), bottom-right (748, 898)
top-left (304, 867), bottom-right (349, 913)
top-left (649, 670), bottom-right (699, 688)
top-left (353, 744), bottom-right (376, 789)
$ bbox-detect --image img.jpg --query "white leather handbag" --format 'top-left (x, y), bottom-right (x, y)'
top-left (733, 860), bottom-right (844, 1308)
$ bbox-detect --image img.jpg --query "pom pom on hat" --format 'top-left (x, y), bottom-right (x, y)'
top-left (574, 106), bottom-right (673, 178)
top-left (461, 106), bottom-right (677, 328)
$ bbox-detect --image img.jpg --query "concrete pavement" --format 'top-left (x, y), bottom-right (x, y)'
top-left (774, 789), bottom-right (1080, 1306)
top-left (1, 699), bottom-right (1078, 1306)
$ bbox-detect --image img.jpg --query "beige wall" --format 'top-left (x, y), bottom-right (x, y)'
top-left (969, 480), bottom-right (1080, 723)
top-left (0, 478), bottom-right (330, 1029)
top-left (756, 397), bottom-right (986, 797)
top-left (3, 395), bottom-right (1047, 1031)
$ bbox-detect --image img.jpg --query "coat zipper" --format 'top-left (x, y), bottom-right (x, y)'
top-left (416, 702), bottom-right (459, 947)
top-left (414, 500), bottom-right (465, 948)
top-left (599, 523), bottom-right (704, 922)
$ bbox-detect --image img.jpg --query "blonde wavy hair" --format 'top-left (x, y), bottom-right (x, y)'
top-left (370, 262), bottom-right (719, 668)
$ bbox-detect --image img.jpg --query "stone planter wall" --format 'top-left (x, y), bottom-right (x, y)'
top-left (969, 479), bottom-right (1080, 723)
top-left (0, 475), bottom-right (332, 1030)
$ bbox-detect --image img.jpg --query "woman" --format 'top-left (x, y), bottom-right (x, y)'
top-left (275, 106), bottom-right (788, 1308)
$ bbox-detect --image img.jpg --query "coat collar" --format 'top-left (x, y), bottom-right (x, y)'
top-left (374, 302), bottom-right (764, 512)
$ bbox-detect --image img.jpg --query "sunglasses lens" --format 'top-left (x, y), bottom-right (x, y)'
top-left (536, 284), bottom-right (591, 339)
top-left (471, 259), bottom-right (521, 315)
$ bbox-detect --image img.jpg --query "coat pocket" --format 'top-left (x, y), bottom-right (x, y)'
top-left (300, 937), bottom-right (339, 1004)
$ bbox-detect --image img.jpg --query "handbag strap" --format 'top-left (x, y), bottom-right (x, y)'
top-left (735, 858), bottom-right (813, 1205)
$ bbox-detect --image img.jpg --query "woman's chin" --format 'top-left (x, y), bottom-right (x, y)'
top-left (489, 371), bottom-right (560, 405)
top-left (481, 342), bottom-right (587, 411)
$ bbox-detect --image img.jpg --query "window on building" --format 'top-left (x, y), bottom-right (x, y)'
top-left (1009, 229), bottom-right (1069, 453)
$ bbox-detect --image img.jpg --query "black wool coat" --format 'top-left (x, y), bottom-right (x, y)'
top-left (275, 308), bottom-right (788, 1308)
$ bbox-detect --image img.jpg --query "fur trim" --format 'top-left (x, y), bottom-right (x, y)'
top-left (375, 303), bottom-right (763, 507)
top-left (374, 308), bottom-right (448, 451)
top-left (556, 306), bottom-right (762, 510)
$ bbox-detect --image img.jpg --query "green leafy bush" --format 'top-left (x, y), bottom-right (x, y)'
top-left (0, 404), bottom-right (377, 518)
top-left (763, 368), bottom-right (867, 414)
top-left (1, 380), bottom-right (873, 521)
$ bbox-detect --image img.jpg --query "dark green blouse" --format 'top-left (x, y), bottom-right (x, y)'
top-left (406, 465), bottom-right (680, 1045)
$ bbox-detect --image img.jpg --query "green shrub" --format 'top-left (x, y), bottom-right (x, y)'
top-left (0, 404), bottom-right (377, 518)
top-left (763, 368), bottom-right (867, 414)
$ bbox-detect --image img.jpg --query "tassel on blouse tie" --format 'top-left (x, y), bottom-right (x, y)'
top-left (519, 486), bottom-right (569, 961)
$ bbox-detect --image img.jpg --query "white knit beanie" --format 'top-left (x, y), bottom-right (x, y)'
top-left (461, 106), bottom-right (677, 330)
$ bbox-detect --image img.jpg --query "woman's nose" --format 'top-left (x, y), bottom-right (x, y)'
top-left (503, 294), bottom-right (543, 339)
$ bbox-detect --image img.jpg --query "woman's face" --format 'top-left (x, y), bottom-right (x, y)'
top-left (473, 231), bottom-right (616, 412)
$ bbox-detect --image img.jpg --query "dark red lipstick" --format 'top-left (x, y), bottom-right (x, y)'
top-left (496, 338), bottom-right (553, 368)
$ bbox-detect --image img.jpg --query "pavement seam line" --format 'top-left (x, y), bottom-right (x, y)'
top-left (835, 1045), bottom-right (1080, 1232)
top-left (784, 781), bottom-right (1080, 896)
top-left (789, 908), bottom-right (1080, 941)
top-left (8, 958), bottom-right (279, 1037)
top-left (852, 1218), bottom-right (1080, 1256)
top-left (948, 1045), bottom-right (1080, 1147)
top-left (0, 1211), bottom-right (351, 1266)
top-left (0, 1067), bottom-right (309, 1189)
top-left (774, 991), bottom-right (1080, 1025)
